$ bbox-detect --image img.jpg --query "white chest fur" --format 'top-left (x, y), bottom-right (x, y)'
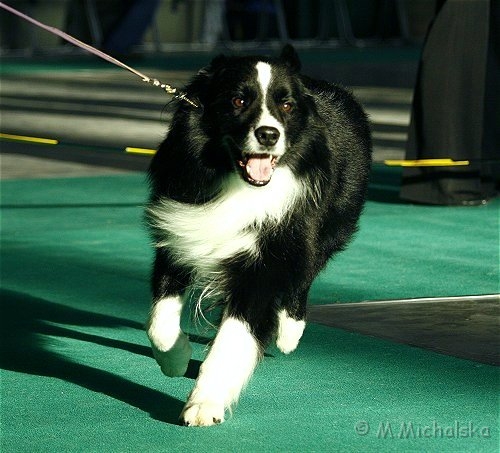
top-left (147, 167), bottom-right (304, 273)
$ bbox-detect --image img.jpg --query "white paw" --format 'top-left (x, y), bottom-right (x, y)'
top-left (276, 310), bottom-right (305, 354)
top-left (180, 401), bottom-right (225, 427)
top-left (151, 333), bottom-right (192, 377)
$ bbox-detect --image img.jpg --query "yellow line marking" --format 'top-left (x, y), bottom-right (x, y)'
top-left (125, 147), bottom-right (156, 156)
top-left (384, 158), bottom-right (470, 167)
top-left (0, 133), bottom-right (59, 145)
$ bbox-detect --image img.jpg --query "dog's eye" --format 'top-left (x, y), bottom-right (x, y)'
top-left (232, 97), bottom-right (246, 109)
top-left (281, 101), bottom-right (293, 113)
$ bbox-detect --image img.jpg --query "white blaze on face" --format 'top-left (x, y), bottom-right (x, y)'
top-left (241, 62), bottom-right (286, 186)
top-left (245, 62), bottom-right (285, 156)
top-left (256, 61), bottom-right (272, 95)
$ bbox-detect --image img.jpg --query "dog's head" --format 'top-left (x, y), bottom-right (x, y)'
top-left (184, 45), bottom-right (313, 187)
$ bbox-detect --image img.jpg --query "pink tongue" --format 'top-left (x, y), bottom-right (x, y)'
top-left (246, 155), bottom-right (273, 182)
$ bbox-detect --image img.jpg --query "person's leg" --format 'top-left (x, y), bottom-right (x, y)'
top-left (401, 0), bottom-right (493, 205)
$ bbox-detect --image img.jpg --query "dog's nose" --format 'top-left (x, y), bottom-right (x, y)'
top-left (255, 126), bottom-right (280, 147)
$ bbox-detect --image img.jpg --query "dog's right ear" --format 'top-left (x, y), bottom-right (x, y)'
top-left (184, 55), bottom-right (227, 108)
top-left (196, 54), bottom-right (227, 77)
top-left (207, 54), bottom-right (228, 70)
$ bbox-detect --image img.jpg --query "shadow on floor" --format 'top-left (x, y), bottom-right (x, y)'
top-left (0, 288), bottom-right (203, 424)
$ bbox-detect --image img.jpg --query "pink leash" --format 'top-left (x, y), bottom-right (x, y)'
top-left (0, 1), bottom-right (199, 107)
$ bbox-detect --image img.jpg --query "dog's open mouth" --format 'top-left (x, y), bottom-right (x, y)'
top-left (238, 154), bottom-right (279, 187)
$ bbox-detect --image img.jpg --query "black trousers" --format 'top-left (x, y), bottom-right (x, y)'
top-left (400, 0), bottom-right (499, 205)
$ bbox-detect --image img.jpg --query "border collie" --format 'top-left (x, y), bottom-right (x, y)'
top-left (145, 45), bottom-right (371, 426)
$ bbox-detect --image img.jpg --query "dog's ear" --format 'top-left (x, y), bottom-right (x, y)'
top-left (196, 54), bottom-right (227, 79)
top-left (208, 54), bottom-right (228, 70)
top-left (279, 44), bottom-right (301, 72)
top-left (183, 55), bottom-right (227, 108)
top-left (186, 55), bottom-right (227, 105)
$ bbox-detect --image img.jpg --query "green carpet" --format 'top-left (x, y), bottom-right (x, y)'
top-left (1, 174), bottom-right (498, 452)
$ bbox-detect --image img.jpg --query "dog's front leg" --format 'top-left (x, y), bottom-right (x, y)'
top-left (147, 294), bottom-right (192, 377)
top-left (180, 316), bottom-right (260, 427)
top-left (147, 250), bottom-right (192, 377)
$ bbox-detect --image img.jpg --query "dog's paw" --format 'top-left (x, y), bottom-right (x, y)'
top-left (180, 401), bottom-right (225, 427)
top-left (151, 333), bottom-right (192, 377)
top-left (276, 310), bottom-right (305, 354)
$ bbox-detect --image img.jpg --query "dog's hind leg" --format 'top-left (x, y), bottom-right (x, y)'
top-left (276, 288), bottom-right (308, 354)
top-left (146, 250), bottom-right (192, 377)
top-left (276, 309), bottom-right (306, 354)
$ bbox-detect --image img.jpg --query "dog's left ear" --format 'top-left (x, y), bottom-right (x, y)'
top-left (279, 44), bottom-right (301, 72)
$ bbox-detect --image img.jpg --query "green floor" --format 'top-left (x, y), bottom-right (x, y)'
top-left (1, 173), bottom-right (499, 452)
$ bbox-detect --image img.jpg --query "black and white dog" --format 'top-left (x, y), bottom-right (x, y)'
top-left (146, 46), bottom-right (371, 426)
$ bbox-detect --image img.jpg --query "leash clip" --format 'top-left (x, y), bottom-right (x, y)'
top-left (174, 92), bottom-right (199, 108)
top-left (144, 77), bottom-right (198, 108)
